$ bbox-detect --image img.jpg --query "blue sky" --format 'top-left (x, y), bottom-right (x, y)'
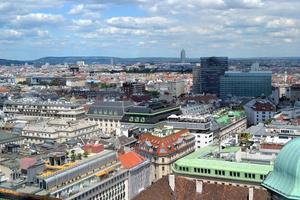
top-left (0, 0), bottom-right (299, 60)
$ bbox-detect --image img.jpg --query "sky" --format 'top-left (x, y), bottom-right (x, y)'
top-left (0, 0), bottom-right (299, 60)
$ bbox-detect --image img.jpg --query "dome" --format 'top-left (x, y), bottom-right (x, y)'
top-left (262, 138), bottom-right (300, 199)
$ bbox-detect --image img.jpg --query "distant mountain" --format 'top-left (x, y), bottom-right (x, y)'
top-left (0, 56), bottom-right (299, 66)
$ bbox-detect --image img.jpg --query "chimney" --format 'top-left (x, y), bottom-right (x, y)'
top-left (248, 187), bottom-right (254, 200)
top-left (196, 180), bottom-right (203, 194)
top-left (169, 174), bottom-right (175, 192)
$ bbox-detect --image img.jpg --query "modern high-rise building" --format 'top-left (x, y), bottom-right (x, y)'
top-left (219, 71), bottom-right (272, 99)
top-left (192, 57), bottom-right (228, 95)
top-left (180, 49), bottom-right (186, 63)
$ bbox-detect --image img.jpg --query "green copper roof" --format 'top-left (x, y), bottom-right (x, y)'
top-left (214, 110), bottom-right (245, 126)
top-left (262, 138), bottom-right (300, 200)
top-left (173, 146), bottom-right (273, 183)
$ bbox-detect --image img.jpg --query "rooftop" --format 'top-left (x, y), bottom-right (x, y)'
top-left (213, 110), bottom-right (246, 127)
top-left (174, 146), bottom-right (273, 175)
top-left (119, 151), bottom-right (145, 169)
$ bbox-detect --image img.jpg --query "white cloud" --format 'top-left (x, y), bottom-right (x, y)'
top-left (267, 18), bottom-right (297, 28)
top-left (13, 13), bottom-right (64, 27)
top-left (106, 16), bottom-right (171, 29)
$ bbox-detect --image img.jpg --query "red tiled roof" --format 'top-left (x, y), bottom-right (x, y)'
top-left (252, 101), bottom-right (275, 112)
top-left (119, 151), bottom-right (145, 169)
top-left (260, 143), bottom-right (283, 150)
top-left (137, 129), bottom-right (189, 156)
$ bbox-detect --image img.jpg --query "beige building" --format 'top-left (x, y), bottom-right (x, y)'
top-left (136, 126), bottom-right (195, 182)
top-left (87, 101), bottom-right (134, 135)
top-left (21, 118), bottom-right (100, 144)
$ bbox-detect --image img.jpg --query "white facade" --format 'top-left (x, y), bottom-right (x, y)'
top-left (194, 132), bottom-right (214, 149)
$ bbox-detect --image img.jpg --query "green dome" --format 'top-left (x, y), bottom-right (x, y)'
top-left (262, 138), bottom-right (300, 199)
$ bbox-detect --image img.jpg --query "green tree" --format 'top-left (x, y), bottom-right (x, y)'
top-left (84, 151), bottom-right (89, 158)
top-left (77, 153), bottom-right (82, 160)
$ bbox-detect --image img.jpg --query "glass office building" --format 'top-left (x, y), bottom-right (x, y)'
top-left (220, 71), bottom-right (272, 99)
top-left (193, 57), bottom-right (228, 95)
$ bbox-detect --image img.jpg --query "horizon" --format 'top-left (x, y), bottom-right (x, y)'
top-left (0, 0), bottom-right (299, 60)
top-left (2, 55), bottom-right (300, 62)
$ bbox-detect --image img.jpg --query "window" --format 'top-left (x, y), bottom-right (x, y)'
top-left (230, 172), bottom-right (232, 176)
top-left (162, 166), bottom-right (165, 171)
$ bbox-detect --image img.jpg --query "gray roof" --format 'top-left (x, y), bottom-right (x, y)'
top-left (87, 101), bottom-right (134, 117)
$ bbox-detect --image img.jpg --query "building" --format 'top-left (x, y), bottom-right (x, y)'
top-left (180, 49), bottom-right (186, 63)
top-left (180, 102), bottom-right (212, 115)
top-left (290, 84), bottom-right (300, 101)
top-left (121, 100), bottom-right (181, 132)
top-left (172, 146), bottom-right (273, 186)
top-left (220, 71), bottom-right (272, 99)
top-left (0, 131), bottom-right (23, 152)
top-left (4, 98), bottom-right (85, 120)
top-left (21, 118), bottom-right (100, 144)
top-left (122, 82), bottom-right (145, 97)
top-left (87, 101), bottom-right (134, 135)
top-left (248, 121), bottom-right (300, 145)
top-left (136, 127), bottom-right (195, 182)
top-left (262, 138), bottom-right (300, 200)
top-left (0, 148), bottom-right (151, 200)
top-left (193, 57), bottom-right (228, 95)
top-left (27, 76), bottom-right (66, 86)
top-left (244, 99), bottom-right (276, 125)
top-left (213, 109), bottom-right (247, 141)
top-left (134, 175), bottom-right (269, 200)
top-left (119, 151), bottom-right (151, 199)
top-left (160, 80), bottom-right (185, 98)
top-left (166, 114), bottom-right (213, 149)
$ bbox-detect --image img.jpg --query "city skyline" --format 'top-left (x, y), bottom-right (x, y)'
top-left (0, 0), bottom-right (299, 60)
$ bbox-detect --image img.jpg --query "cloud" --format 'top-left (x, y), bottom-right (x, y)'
top-left (106, 16), bottom-right (172, 29)
top-left (13, 13), bottom-right (64, 28)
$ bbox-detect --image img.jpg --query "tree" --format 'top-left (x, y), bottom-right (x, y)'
top-left (70, 153), bottom-right (76, 162)
top-left (65, 151), bottom-right (69, 158)
top-left (84, 151), bottom-right (89, 158)
top-left (77, 153), bottom-right (82, 160)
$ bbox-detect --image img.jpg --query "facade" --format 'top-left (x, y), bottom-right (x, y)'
top-left (193, 57), bottom-right (228, 95)
top-left (244, 99), bottom-right (276, 125)
top-left (87, 101), bottom-right (134, 135)
top-left (119, 151), bottom-right (151, 199)
top-left (220, 71), bottom-right (272, 99)
top-left (21, 118), bottom-right (100, 144)
top-left (290, 84), bottom-right (300, 101)
top-left (166, 114), bottom-right (213, 149)
top-left (122, 82), bottom-right (145, 97)
top-left (262, 138), bottom-right (300, 200)
top-left (161, 80), bottom-right (185, 98)
top-left (3, 99), bottom-right (85, 120)
top-left (136, 127), bottom-right (195, 182)
top-left (173, 146), bottom-right (273, 186)
top-left (121, 100), bottom-right (181, 132)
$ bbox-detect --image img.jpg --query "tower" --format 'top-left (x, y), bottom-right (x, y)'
top-left (180, 49), bottom-right (186, 63)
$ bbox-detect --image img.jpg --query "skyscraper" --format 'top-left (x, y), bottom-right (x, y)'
top-left (180, 49), bottom-right (186, 63)
top-left (193, 57), bottom-right (228, 95)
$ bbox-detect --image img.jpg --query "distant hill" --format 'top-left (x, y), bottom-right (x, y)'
top-left (0, 56), bottom-right (299, 66)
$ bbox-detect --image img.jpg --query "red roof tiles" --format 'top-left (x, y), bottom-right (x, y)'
top-left (252, 101), bottom-right (275, 112)
top-left (137, 129), bottom-right (189, 156)
top-left (119, 151), bottom-right (146, 169)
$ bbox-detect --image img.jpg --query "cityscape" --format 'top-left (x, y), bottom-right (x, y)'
top-left (0, 1), bottom-right (300, 200)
